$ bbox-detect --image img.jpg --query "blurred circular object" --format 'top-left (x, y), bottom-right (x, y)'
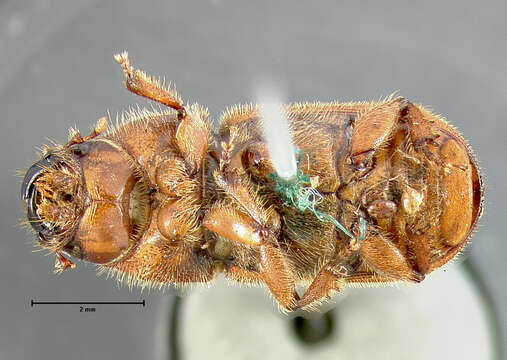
top-left (181, 264), bottom-right (499, 360)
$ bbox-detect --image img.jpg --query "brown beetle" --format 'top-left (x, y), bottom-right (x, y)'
top-left (21, 52), bottom-right (483, 311)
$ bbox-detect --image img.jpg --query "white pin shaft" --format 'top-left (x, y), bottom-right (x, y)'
top-left (258, 90), bottom-right (298, 180)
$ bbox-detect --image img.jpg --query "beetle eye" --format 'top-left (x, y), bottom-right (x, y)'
top-left (69, 142), bottom-right (91, 157)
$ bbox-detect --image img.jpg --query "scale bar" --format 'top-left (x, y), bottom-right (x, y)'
top-left (31, 300), bottom-right (145, 307)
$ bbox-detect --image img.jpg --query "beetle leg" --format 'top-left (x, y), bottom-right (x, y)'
top-left (261, 244), bottom-right (299, 311)
top-left (406, 230), bottom-right (431, 275)
top-left (224, 264), bottom-right (263, 285)
top-left (109, 241), bottom-right (216, 284)
top-left (203, 205), bottom-right (264, 247)
top-left (348, 97), bottom-right (437, 175)
top-left (67, 117), bottom-right (108, 146)
top-left (299, 231), bottom-right (424, 309)
top-left (212, 170), bottom-right (268, 226)
top-left (344, 271), bottom-right (398, 284)
top-left (224, 260), bottom-right (300, 311)
top-left (115, 52), bottom-right (209, 173)
top-left (174, 104), bottom-right (209, 173)
top-left (348, 99), bottom-right (402, 174)
top-left (359, 234), bottom-right (424, 282)
top-left (115, 51), bottom-right (184, 111)
top-left (224, 263), bottom-right (300, 310)
top-left (203, 206), bottom-right (298, 311)
top-left (203, 176), bottom-right (298, 311)
top-left (298, 258), bottom-right (351, 309)
top-left (401, 100), bottom-right (440, 150)
top-left (54, 251), bottom-right (76, 274)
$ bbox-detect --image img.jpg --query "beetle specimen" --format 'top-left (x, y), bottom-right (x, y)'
top-left (21, 52), bottom-right (483, 311)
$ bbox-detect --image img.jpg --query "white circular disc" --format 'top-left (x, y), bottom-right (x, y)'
top-left (181, 264), bottom-right (495, 360)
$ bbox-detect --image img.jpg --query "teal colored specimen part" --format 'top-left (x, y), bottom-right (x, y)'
top-left (268, 151), bottom-right (366, 241)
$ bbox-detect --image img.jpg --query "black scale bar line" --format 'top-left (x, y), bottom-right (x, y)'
top-left (31, 300), bottom-right (145, 307)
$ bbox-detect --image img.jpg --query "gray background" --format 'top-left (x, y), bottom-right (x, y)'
top-left (0, 0), bottom-right (505, 359)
